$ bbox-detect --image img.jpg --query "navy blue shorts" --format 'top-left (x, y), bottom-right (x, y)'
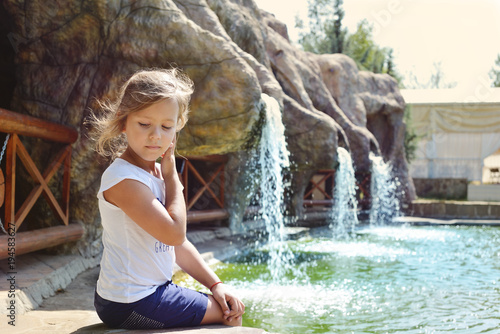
top-left (94, 281), bottom-right (208, 329)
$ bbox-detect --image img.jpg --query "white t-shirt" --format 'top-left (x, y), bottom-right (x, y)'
top-left (96, 158), bottom-right (175, 303)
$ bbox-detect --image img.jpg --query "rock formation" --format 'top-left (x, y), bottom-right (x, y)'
top-left (313, 53), bottom-right (415, 203)
top-left (0, 0), bottom-right (415, 252)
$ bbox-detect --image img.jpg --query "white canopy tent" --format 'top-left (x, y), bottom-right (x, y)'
top-left (401, 88), bottom-right (500, 183)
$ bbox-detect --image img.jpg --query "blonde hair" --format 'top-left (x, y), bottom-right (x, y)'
top-left (89, 68), bottom-right (194, 158)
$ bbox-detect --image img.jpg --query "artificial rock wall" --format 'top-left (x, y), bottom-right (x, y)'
top-left (1, 0), bottom-right (415, 254)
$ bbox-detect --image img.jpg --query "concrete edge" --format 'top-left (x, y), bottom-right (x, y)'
top-left (394, 216), bottom-right (500, 227)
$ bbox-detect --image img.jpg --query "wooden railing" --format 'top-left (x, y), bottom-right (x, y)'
top-left (179, 155), bottom-right (229, 223)
top-left (303, 170), bottom-right (336, 206)
top-left (0, 108), bottom-right (83, 259)
top-left (304, 170), bottom-right (372, 208)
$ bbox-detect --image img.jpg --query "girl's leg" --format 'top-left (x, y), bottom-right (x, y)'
top-left (200, 294), bottom-right (242, 326)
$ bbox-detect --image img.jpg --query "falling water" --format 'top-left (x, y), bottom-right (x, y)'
top-left (330, 147), bottom-right (359, 237)
top-left (369, 153), bottom-right (401, 225)
top-left (257, 94), bottom-right (295, 282)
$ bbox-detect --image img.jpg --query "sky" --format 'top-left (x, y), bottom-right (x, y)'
top-left (253, 0), bottom-right (500, 95)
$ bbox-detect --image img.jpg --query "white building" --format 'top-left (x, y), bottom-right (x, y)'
top-left (401, 88), bottom-right (500, 185)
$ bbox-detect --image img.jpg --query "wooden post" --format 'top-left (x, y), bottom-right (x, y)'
top-left (0, 224), bottom-right (84, 260)
top-left (0, 108), bottom-right (78, 144)
top-left (1, 108), bottom-right (78, 236)
top-left (62, 146), bottom-right (71, 224)
top-left (187, 209), bottom-right (229, 223)
top-left (4, 134), bottom-right (16, 230)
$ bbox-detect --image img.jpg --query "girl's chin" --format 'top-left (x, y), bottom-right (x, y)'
top-left (143, 149), bottom-right (163, 159)
top-left (138, 154), bottom-right (162, 162)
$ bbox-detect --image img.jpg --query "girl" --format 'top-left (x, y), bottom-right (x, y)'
top-left (89, 68), bottom-right (245, 329)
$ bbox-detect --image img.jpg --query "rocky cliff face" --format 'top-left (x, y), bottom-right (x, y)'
top-left (2, 0), bottom-right (415, 253)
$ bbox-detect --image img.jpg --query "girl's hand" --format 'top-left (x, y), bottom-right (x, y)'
top-left (211, 284), bottom-right (245, 322)
top-left (161, 136), bottom-right (177, 180)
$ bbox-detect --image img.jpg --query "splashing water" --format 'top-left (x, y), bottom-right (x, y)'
top-left (179, 225), bottom-right (500, 334)
top-left (369, 153), bottom-right (400, 225)
top-left (257, 94), bottom-right (295, 282)
top-left (330, 147), bottom-right (358, 237)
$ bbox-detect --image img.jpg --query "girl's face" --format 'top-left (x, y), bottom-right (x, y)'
top-left (123, 99), bottom-right (179, 162)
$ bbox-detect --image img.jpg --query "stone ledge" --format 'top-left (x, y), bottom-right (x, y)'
top-left (394, 216), bottom-right (500, 227)
top-left (73, 323), bottom-right (270, 333)
top-left (408, 200), bottom-right (500, 219)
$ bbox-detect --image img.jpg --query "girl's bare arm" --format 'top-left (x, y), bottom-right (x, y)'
top-left (103, 167), bottom-right (186, 246)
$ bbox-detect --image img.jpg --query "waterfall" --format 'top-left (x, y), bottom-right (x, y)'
top-left (369, 153), bottom-right (401, 225)
top-left (257, 94), bottom-right (295, 282)
top-left (330, 147), bottom-right (359, 237)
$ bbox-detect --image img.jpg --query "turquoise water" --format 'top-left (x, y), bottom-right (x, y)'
top-left (182, 225), bottom-right (500, 333)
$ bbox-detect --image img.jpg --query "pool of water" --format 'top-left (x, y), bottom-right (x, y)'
top-left (180, 225), bottom-right (500, 333)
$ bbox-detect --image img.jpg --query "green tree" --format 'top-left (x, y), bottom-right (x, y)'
top-left (330, 0), bottom-right (345, 53)
top-left (343, 20), bottom-right (385, 72)
top-left (296, 0), bottom-right (414, 159)
top-left (489, 53), bottom-right (500, 87)
top-left (386, 49), bottom-right (396, 78)
top-left (297, 5), bottom-right (402, 82)
top-left (403, 106), bottom-right (419, 163)
top-left (297, 0), bottom-right (347, 54)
